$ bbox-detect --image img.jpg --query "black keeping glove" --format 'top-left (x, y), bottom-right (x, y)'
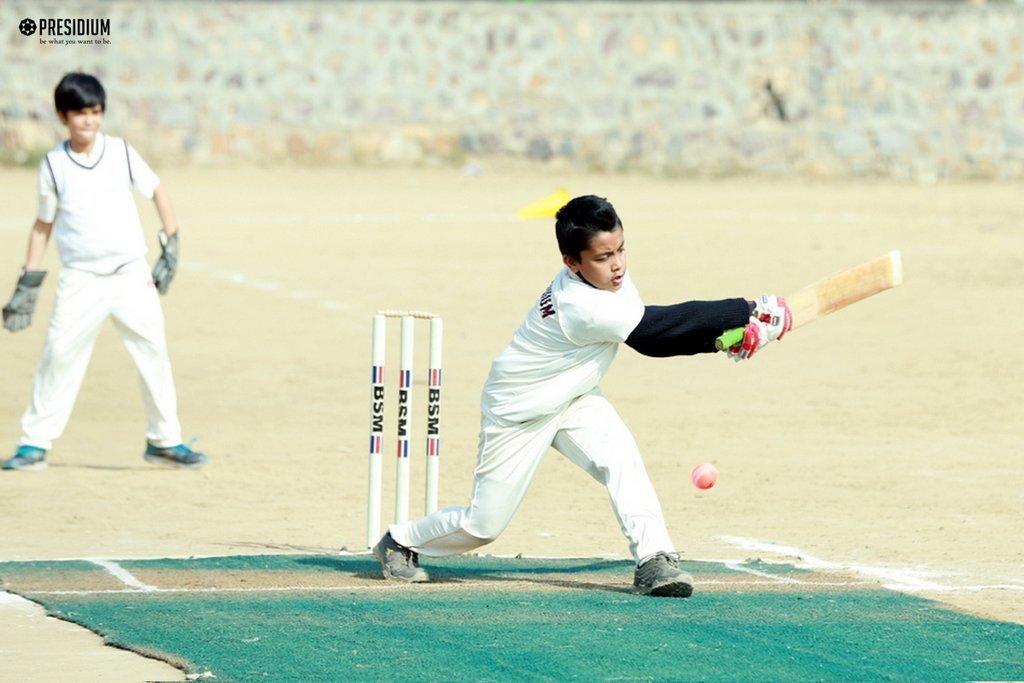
top-left (2, 269), bottom-right (46, 333)
top-left (152, 230), bottom-right (179, 295)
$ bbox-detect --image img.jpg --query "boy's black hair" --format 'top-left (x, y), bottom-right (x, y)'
top-left (555, 195), bottom-right (622, 261)
top-left (54, 73), bottom-right (106, 113)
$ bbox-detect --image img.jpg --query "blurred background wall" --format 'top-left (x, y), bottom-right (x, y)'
top-left (2, 1), bottom-right (1022, 179)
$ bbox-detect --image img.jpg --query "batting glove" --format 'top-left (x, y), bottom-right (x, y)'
top-left (727, 294), bottom-right (792, 362)
top-left (752, 294), bottom-right (792, 341)
top-left (2, 269), bottom-right (46, 333)
top-left (726, 319), bottom-right (772, 361)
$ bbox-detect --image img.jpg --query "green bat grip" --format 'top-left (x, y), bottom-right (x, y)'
top-left (714, 327), bottom-right (745, 352)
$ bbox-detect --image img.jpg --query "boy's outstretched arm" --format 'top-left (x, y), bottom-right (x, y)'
top-left (625, 298), bottom-right (752, 357)
top-left (151, 185), bottom-right (179, 294)
top-left (2, 219), bottom-right (52, 333)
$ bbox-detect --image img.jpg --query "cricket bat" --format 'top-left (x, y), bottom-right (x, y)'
top-left (714, 250), bottom-right (904, 351)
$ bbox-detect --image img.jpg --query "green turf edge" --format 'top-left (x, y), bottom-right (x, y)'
top-left (23, 587), bottom-right (1024, 682)
top-left (4, 589), bottom-right (196, 677)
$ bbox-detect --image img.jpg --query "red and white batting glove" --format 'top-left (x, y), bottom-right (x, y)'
top-left (726, 319), bottom-right (770, 361)
top-left (727, 294), bottom-right (792, 362)
top-left (752, 294), bottom-right (792, 341)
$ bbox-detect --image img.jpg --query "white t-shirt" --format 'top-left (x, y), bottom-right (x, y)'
top-left (37, 133), bottom-right (160, 274)
top-left (481, 267), bottom-right (645, 423)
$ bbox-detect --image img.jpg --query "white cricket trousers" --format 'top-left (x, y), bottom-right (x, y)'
top-left (19, 260), bottom-right (182, 450)
top-left (390, 390), bottom-right (675, 564)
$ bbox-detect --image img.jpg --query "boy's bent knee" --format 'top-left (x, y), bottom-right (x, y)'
top-left (413, 528), bottom-right (497, 557)
top-left (464, 530), bottom-right (498, 546)
top-left (463, 512), bottom-right (513, 545)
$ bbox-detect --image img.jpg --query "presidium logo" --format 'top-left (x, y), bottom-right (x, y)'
top-left (19, 17), bottom-right (111, 45)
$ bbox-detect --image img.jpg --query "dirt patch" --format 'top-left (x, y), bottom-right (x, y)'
top-left (0, 566), bottom-right (125, 593)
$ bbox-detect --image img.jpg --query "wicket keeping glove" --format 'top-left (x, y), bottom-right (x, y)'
top-left (2, 269), bottom-right (46, 333)
top-left (152, 230), bottom-right (179, 295)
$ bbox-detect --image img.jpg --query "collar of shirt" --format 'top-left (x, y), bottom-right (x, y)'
top-left (66, 132), bottom-right (106, 165)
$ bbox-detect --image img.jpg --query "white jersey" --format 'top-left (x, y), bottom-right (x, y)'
top-left (481, 267), bottom-right (644, 423)
top-left (37, 133), bottom-right (160, 275)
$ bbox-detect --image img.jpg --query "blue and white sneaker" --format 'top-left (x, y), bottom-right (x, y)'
top-left (2, 445), bottom-right (48, 471)
top-left (144, 441), bottom-right (208, 469)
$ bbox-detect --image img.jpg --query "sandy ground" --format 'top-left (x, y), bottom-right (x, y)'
top-left (0, 591), bottom-right (184, 681)
top-left (1, 166), bottom-right (1021, 678)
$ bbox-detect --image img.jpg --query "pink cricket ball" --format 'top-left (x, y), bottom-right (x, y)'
top-left (691, 463), bottom-right (718, 490)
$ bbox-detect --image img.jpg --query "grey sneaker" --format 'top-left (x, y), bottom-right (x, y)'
top-left (372, 531), bottom-right (429, 583)
top-left (634, 552), bottom-right (694, 597)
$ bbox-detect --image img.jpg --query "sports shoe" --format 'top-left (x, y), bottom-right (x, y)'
top-left (144, 441), bottom-right (208, 469)
top-left (633, 552), bottom-right (694, 597)
top-left (2, 445), bottom-right (47, 471)
top-left (372, 531), bottom-right (429, 583)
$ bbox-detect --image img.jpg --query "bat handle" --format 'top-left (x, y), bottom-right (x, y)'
top-left (714, 327), bottom-right (745, 352)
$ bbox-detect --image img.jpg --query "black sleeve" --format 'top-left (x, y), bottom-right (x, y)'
top-left (625, 298), bottom-right (753, 357)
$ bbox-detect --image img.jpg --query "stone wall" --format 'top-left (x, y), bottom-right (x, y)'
top-left (2, 1), bottom-right (1022, 178)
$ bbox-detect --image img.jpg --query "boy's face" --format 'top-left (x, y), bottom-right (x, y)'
top-left (563, 226), bottom-right (627, 292)
top-left (58, 105), bottom-right (104, 146)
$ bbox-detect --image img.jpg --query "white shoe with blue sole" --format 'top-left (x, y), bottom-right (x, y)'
top-left (144, 441), bottom-right (209, 468)
top-left (2, 445), bottom-right (48, 471)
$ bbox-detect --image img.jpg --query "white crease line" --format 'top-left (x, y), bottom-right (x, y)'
top-left (0, 548), bottom-right (910, 564)
top-left (183, 261), bottom-right (351, 312)
top-left (22, 579), bottom-right (876, 597)
top-left (28, 584), bottom-right (399, 596)
top-left (218, 213), bottom-right (517, 227)
top-left (1, 551), bottom-right (305, 562)
top-left (87, 559), bottom-right (157, 592)
top-left (477, 553), bottom-right (626, 561)
top-left (421, 213), bottom-right (517, 223)
top-left (697, 579), bottom-right (870, 588)
top-left (718, 535), bottom-right (1024, 594)
top-left (722, 560), bottom-right (802, 584)
top-left (0, 550), bottom-right (627, 565)
top-left (0, 551), bottom-right (802, 565)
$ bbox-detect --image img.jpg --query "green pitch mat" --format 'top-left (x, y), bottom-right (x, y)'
top-left (2, 554), bottom-right (1022, 681)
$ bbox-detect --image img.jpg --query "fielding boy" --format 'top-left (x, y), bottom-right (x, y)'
top-left (2, 73), bottom-right (207, 471)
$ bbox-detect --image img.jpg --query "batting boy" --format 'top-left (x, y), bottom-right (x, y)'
top-left (374, 195), bottom-right (790, 596)
top-left (2, 72), bottom-right (207, 471)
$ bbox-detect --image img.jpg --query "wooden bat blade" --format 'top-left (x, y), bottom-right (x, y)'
top-left (714, 250), bottom-right (903, 350)
top-left (788, 250), bottom-right (902, 329)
